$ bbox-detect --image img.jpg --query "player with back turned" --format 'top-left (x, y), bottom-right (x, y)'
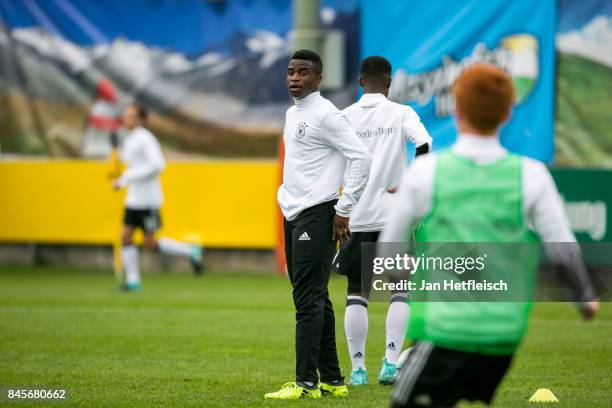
top-left (338, 56), bottom-right (431, 386)
top-left (380, 64), bottom-right (599, 407)
top-left (265, 50), bottom-right (372, 400)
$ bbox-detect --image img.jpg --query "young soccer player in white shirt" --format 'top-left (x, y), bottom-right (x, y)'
top-left (112, 104), bottom-right (204, 291)
top-left (338, 56), bottom-right (432, 386)
top-left (265, 50), bottom-right (372, 400)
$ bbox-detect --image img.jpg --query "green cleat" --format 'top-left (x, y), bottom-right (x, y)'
top-left (120, 283), bottom-right (142, 292)
top-left (264, 382), bottom-right (321, 400)
top-left (378, 357), bottom-right (398, 385)
top-left (189, 245), bottom-right (204, 276)
top-left (349, 368), bottom-right (368, 386)
top-left (320, 381), bottom-right (349, 397)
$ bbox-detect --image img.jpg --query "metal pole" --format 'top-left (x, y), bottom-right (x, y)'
top-left (294, 0), bottom-right (320, 53)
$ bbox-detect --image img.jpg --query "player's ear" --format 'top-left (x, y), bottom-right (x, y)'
top-left (359, 76), bottom-right (364, 88)
top-left (454, 101), bottom-right (462, 119)
top-left (385, 76), bottom-right (392, 90)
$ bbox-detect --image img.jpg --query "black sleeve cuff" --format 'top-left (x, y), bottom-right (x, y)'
top-left (415, 143), bottom-right (430, 157)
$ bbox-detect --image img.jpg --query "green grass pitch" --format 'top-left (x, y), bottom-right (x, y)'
top-left (0, 266), bottom-right (610, 407)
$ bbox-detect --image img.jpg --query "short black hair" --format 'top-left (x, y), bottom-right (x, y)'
top-left (360, 56), bottom-right (392, 79)
top-left (128, 103), bottom-right (148, 123)
top-left (291, 49), bottom-right (323, 74)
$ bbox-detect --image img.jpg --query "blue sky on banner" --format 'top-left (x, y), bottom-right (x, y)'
top-left (558, 0), bottom-right (612, 32)
top-left (361, 0), bottom-right (556, 163)
top-left (0, 0), bottom-right (358, 56)
top-left (557, 0), bottom-right (612, 68)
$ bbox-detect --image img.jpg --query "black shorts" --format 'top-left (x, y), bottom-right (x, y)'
top-left (391, 342), bottom-right (513, 408)
top-left (123, 208), bottom-right (162, 234)
top-left (336, 231), bottom-right (380, 294)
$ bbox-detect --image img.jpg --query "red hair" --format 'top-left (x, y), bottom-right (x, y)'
top-left (453, 64), bottom-right (515, 134)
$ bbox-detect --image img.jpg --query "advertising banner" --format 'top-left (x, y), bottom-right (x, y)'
top-left (362, 0), bottom-right (556, 163)
top-left (0, 0), bottom-right (360, 158)
top-left (552, 169), bottom-right (611, 243)
top-left (556, 0), bottom-right (612, 167)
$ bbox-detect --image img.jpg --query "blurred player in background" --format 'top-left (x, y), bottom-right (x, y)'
top-left (381, 64), bottom-right (599, 407)
top-left (265, 50), bottom-right (371, 400)
top-left (113, 104), bottom-right (203, 291)
top-left (338, 56), bottom-right (431, 386)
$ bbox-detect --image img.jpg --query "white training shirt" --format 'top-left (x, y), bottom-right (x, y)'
top-left (342, 93), bottom-right (432, 231)
top-left (380, 133), bottom-right (595, 302)
top-left (278, 91), bottom-right (372, 221)
top-left (380, 134), bottom-right (576, 244)
top-left (118, 126), bottom-right (165, 209)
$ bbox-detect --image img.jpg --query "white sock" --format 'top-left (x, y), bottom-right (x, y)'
top-left (345, 296), bottom-right (368, 371)
top-left (158, 237), bottom-right (194, 257)
top-left (385, 296), bottom-right (409, 364)
top-left (122, 245), bottom-right (140, 285)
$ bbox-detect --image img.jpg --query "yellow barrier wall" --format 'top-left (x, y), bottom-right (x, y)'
top-left (0, 160), bottom-right (278, 248)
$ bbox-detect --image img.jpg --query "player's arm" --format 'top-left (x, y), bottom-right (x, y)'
top-left (379, 157), bottom-right (433, 244)
top-left (322, 111), bottom-right (372, 242)
top-left (378, 175), bottom-right (418, 244)
top-left (116, 136), bottom-right (165, 188)
top-left (402, 108), bottom-right (432, 158)
top-left (107, 132), bottom-right (121, 180)
top-left (526, 160), bottom-right (598, 319)
top-left (387, 111), bottom-right (431, 194)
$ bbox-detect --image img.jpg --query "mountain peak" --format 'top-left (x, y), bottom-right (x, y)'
top-left (557, 15), bottom-right (612, 68)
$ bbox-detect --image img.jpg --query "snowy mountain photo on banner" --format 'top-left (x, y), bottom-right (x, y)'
top-left (0, 0), bottom-right (359, 158)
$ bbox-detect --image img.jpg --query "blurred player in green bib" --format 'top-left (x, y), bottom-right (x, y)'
top-left (380, 64), bottom-right (599, 407)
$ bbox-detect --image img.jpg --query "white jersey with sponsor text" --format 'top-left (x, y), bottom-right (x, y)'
top-left (342, 93), bottom-right (431, 231)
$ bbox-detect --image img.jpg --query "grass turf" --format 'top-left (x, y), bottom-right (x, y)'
top-left (0, 266), bottom-right (610, 407)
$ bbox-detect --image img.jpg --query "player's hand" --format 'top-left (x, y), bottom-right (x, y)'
top-left (579, 300), bottom-right (599, 321)
top-left (387, 187), bottom-right (398, 194)
top-left (332, 214), bottom-right (351, 243)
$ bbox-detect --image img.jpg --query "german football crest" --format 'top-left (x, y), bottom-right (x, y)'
top-left (295, 122), bottom-right (308, 139)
